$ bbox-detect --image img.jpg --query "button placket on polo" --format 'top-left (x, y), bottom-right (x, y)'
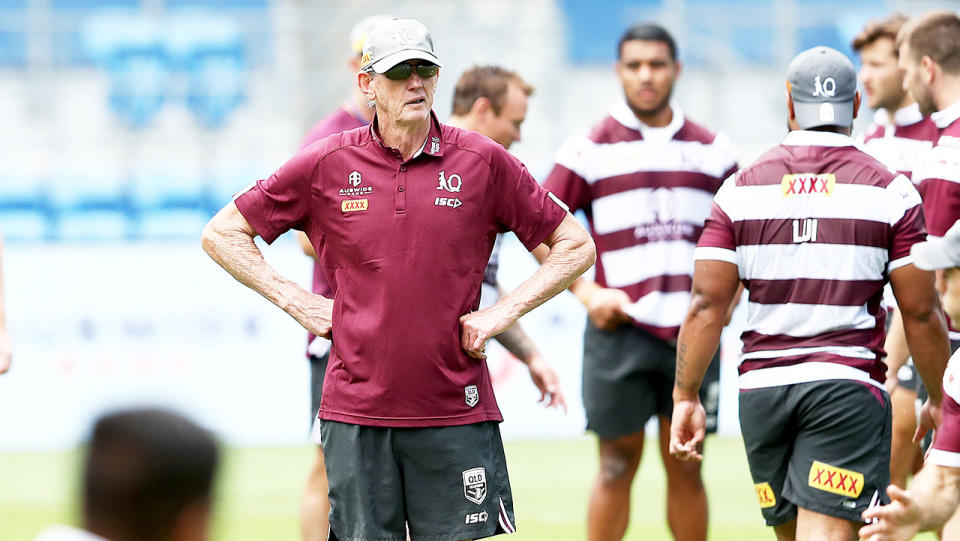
top-left (396, 164), bottom-right (407, 213)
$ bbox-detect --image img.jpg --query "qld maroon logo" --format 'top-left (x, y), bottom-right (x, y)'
top-left (462, 467), bottom-right (487, 505)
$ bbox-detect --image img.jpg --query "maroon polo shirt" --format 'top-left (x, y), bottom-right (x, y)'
top-left (299, 105), bottom-right (368, 354)
top-left (235, 111), bottom-right (567, 427)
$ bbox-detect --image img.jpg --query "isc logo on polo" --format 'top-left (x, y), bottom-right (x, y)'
top-left (781, 173), bottom-right (835, 197)
top-left (808, 460), bottom-right (864, 498)
top-left (435, 197), bottom-right (462, 208)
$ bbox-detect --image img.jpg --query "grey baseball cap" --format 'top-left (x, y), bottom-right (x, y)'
top-left (360, 18), bottom-right (442, 73)
top-left (912, 220), bottom-right (960, 270)
top-left (787, 46), bottom-right (857, 129)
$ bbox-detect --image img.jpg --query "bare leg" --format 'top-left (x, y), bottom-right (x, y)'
top-left (657, 415), bottom-right (707, 541)
top-left (795, 507), bottom-right (857, 541)
top-left (773, 518), bottom-right (797, 541)
top-left (301, 446), bottom-right (330, 541)
top-left (889, 386), bottom-right (920, 488)
top-left (587, 431), bottom-right (645, 541)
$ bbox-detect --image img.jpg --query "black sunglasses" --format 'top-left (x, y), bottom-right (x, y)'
top-left (383, 62), bottom-right (439, 81)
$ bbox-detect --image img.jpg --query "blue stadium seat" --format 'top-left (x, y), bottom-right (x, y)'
top-left (0, 210), bottom-right (50, 242)
top-left (0, 30), bottom-right (27, 68)
top-left (166, 11), bottom-right (247, 129)
top-left (81, 11), bottom-right (168, 128)
top-left (49, 173), bottom-right (132, 241)
top-left (137, 208), bottom-right (212, 239)
top-left (130, 167), bottom-right (212, 239)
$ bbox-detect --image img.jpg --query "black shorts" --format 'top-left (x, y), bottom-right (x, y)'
top-left (582, 319), bottom-right (720, 439)
top-left (319, 420), bottom-right (516, 541)
top-left (309, 352), bottom-right (329, 428)
top-left (739, 380), bottom-right (891, 526)
top-left (895, 339), bottom-right (960, 394)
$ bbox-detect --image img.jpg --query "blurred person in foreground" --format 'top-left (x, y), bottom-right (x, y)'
top-left (858, 11), bottom-right (960, 541)
top-left (446, 65), bottom-right (567, 412)
top-left (0, 230), bottom-right (10, 374)
top-left (669, 46), bottom-right (949, 541)
top-left (293, 14), bottom-right (390, 541)
top-left (34, 408), bottom-right (220, 541)
top-left (861, 221), bottom-right (960, 540)
top-left (202, 17), bottom-right (594, 541)
top-left (853, 12), bottom-right (944, 493)
top-left (538, 22), bottom-right (737, 541)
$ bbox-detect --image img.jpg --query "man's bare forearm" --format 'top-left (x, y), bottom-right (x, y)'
top-left (902, 311), bottom-right (949, 405)
top-left (494, 215), bottom-right (595, 324)
top-left (532, 243), bottom-right (598, 306)
top-left (912, 464), bottom-right (960, 531)
top-left (202, 203), bottom-right (311, 319)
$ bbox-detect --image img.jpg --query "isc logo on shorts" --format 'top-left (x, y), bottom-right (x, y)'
top-left (754, 482), bottom-right (776, 509)
top-left (341, 199), bottom-right (368, 212)
top-left (781, 173), bottom-right (835, 197)
top-left (808, 460), bottom-right (864, 498)
top-left (464, 511), bottom-right (488, 524)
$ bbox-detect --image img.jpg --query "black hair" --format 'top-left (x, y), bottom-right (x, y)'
top-left (82, 408), bottom-right (220, 541)
top-left (618, 23), bottom-right (678, 61)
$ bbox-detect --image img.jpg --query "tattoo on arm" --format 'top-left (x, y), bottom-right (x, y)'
top-left (676, 341), bottom-right (688, 391)
top-left (494, 323), bottom-right (538, 363)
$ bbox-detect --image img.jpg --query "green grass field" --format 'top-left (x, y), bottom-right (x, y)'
top-left (0, 437), bottom-right (936, 541)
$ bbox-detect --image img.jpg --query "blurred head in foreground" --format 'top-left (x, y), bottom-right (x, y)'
top-left (82, 408), bottom-right (220, 541)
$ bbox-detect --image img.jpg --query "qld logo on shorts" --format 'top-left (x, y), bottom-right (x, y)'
top-left (462, 467), bottom-right (487, 505)
top-left (465, 385), bottom-right (479, 407)
top-left (808, 460), bottom-right (864, 498)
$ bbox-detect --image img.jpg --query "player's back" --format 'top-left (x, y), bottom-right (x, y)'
top-left (698, 130), bottom-right (926, 389)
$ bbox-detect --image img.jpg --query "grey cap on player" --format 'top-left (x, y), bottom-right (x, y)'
top-left (360, 18), bottom-right (442, 74)
top-left (912, 220), bottom-right (960, 270)
top-left (787, 46), bottom-right (857, 129)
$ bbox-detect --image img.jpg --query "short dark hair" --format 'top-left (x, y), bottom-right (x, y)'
top-left (897, 10), bottom-right (960, 74)
top-left (618, 23), bottom-right (678, 61)
top-left (451, 65), bottom-right (534, 116)
top-left (83, 408), bottom-right (220, 541)
top-left (852, 13), bottom-right (908, 52)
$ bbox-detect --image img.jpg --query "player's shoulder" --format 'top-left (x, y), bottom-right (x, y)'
top-left (674, 116), bottom-right (721, 145)
top-left (586, 115), bottom-right (637, 144)
top-left (300, 107), bottom-right (366, 148)
top-left (441, 123), bottom-right (513, 169)
top-left (300, 125), bottom-right (372, 163)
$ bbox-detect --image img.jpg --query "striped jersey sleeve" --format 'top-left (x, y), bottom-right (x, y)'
top-left (915, 131), bottom-right (960, 237)
top-left (930, 351), bottom-right (960, 467)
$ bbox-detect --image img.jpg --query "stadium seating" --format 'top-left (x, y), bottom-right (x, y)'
top-left (49, 170), bottom-right (132, 241)
top-left (129, 166), bottom-right (212, 239)
top-left (0, 172), bottom-right (51, 242)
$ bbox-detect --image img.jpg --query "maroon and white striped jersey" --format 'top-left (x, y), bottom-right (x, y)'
top-left (697, 130), bottom-right (926, 390)
top-left (915, 101), bottom-right (960, 238)
top-left (544, 100), bottom-right (738, 341)
top-left (856, 103), bottom-right (937, 183)
top-left (930, 350), bottom-right (960, 467)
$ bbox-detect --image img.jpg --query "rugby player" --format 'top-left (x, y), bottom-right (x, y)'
top-left (202, 17), bottom-right (595, 541)
top-left (447, 65), bottom-right (566, 412)
top-left (860, 220), bottom-right (960, 541)
top-left (538, 22), bottom-right (737, 541)
top-left (669, 46), bottom-right (949, 541)
top-left (852, 13), bottom-right (941, 492)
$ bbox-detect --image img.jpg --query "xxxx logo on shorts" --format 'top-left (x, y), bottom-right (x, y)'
top-left (781, 173), bottom-right (835, 197)
top-left (754, 482), bottom-right (776, 509)
top-left (807, 460), bottom-right (863, 498)
top-left (341, 199), bottom-right (368, 212)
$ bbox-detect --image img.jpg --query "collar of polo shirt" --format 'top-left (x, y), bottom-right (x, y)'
top-left (370, 110), bottom-right (446, 160)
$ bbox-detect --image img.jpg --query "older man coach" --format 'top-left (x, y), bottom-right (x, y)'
top-left (201, 17), bottom-right (595, 541)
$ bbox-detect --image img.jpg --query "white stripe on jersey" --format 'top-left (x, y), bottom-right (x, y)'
top-left (715, 176), bottom-right (920, 225)
top-left (601, 240), bottom-right (694, 288)
top-left (738, 361), bottom-right (885, 390)
top-left (858, 136), bottom-right (932, 179)
top-left (740, 345), bottom-right (877, 361)
top-left (621, 291), bottom-right (691, 329)
top-left (554, 134), bottom-right (737, 183)
top-left (694, 246), bottom-right (738, 264)
top-left (913, 143), bottom-right (960, 183)
top-left (736, 243), bottom-right (889, 281)
top-left (928, 449), bottom-right (960, 468)
top-left (591, 186), bottom-right (714, 235)
top-left (746, 302), bottom-right (876, 338)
